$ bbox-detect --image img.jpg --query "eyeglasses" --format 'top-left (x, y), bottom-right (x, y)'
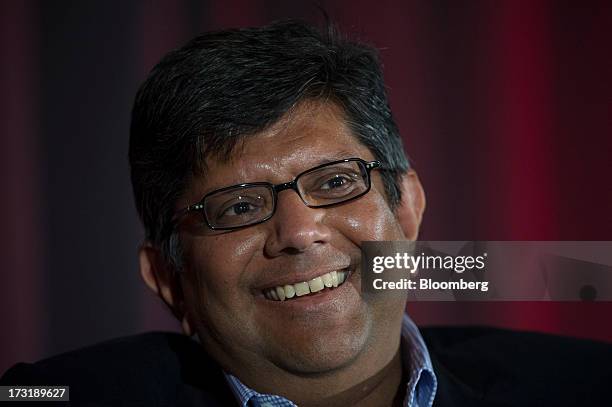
top-left (173, 158), bottom-right (381, 230)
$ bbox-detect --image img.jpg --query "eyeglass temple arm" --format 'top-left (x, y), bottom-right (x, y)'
top-left (172, 203), bottom-right (204, 223)
top-left (366, 160), bottom-right (382, 170)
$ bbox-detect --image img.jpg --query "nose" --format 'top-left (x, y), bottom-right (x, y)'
top-left (264, 189), bottom-right (332, 257)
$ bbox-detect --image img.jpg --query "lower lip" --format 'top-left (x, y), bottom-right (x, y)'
top-left (255, 272), bottom-right (357, 313)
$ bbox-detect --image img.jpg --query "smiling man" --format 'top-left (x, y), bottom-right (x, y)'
top-left (2, 19), bottom-right (611, 407)
top-left (130, 20), bottom-right (430, 406)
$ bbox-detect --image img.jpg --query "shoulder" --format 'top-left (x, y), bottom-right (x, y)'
top-left (421, 326), bottom-right (612, 406)
top-left (0, 332), bottom-right (235, 406)
top-left (421, 325), bottom-right (612, 367)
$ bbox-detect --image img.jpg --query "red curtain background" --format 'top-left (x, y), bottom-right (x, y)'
top-left (1, 0), bottom-right (611, 375)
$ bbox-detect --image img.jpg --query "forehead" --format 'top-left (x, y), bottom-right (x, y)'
top-left (185, 101), bottom-right (374, 201)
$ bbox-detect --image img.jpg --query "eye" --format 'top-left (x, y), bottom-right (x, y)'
top-left (204, 185), bottom-right (274, 228)
top-left (224, 201), bottom-right (254, 216)
top-left (219, 199), bottom-right (263, 218)
top-left (320, 175), bottom-right (353, 190)
top-left (212, 192), bottom-right (269, 222)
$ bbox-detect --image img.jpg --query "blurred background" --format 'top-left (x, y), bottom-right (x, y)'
top-left (1, 0), bottom-right (611, 374)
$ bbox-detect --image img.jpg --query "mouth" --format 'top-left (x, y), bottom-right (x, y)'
top-left (262, 268), bottom-right (351, 302)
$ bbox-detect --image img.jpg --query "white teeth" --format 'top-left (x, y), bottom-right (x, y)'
top-left (331, 271), bottom-right (338, 288)
top-left (284, 284), bottom-right (295, 299)
top-left (294, 282), bottom-right (310, 296)
top-left (322, 273), bottom-right (333, 288)
top-left (337, 271), bottom-right (346, 284)
top-left (308, 277), bottom-right (324, 293)
top-left (276, 286), bottom-right (286, 301)
top-left (263, 269), bottom-right (349, 301)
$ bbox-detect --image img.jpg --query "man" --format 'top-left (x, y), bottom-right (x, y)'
top-left (2, 20), bottom-right (610, 406)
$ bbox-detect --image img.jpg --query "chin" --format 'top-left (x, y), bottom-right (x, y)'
top-left (267, 317), bottom-right (372, 375)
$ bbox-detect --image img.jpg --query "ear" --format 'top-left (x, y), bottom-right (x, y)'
top-left (394, 170), bottom-right (426, 240)
top-left (138, 244), bottom-right (194, 336)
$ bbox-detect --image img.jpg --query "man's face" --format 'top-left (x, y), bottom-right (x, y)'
top-left (175, 101), bottom-right (418, 375)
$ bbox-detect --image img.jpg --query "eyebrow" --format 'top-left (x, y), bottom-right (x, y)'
top-left (313, 150), bottom-right (362, 166)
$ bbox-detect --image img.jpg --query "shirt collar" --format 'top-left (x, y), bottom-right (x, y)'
top-left (224, 313), bottom-right (437, 407)
top-left (400, 313), bottom-right (438, 407)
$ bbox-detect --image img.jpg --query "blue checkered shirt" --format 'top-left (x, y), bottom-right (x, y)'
top-left (224, 314), bottom-right (437, 407)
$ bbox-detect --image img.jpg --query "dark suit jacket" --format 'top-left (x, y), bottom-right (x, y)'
top-left (1, 326), bottom-right (611, 406)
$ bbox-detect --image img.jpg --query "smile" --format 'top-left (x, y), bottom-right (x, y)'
top-left (262, 270), bottom-right (350, 301)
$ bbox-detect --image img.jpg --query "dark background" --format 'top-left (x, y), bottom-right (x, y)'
top-left (1, 0), bottom-right (611, 375)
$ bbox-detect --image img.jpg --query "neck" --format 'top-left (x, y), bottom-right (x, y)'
top-left (300, 348), bottom-right (405, 407)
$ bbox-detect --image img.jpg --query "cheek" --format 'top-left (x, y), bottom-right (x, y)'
top-left (178, 232), bottom-right (272, 354)
top-left (331, 192), bottom-right (404, 242)
top-left (180, 232), bottom-right (263, 315)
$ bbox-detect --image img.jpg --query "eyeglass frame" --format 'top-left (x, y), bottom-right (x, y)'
top-left (172, 158), bottom-right (382, 231)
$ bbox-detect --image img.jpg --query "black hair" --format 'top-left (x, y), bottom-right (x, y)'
top-left (129, 20), bottom-right (410, 269)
